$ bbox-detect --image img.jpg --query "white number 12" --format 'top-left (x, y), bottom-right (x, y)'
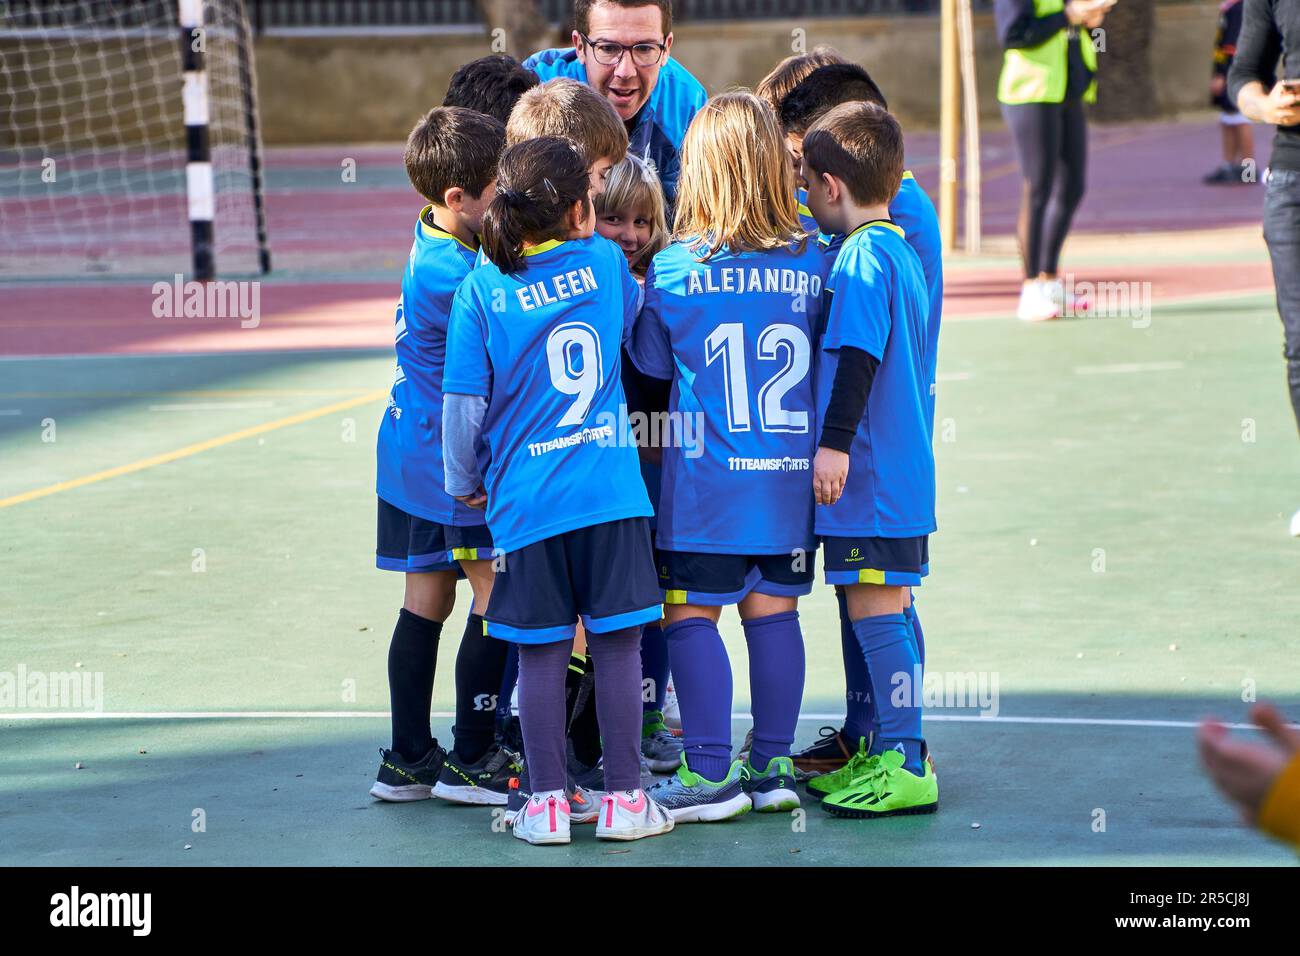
top-left (704, 322), bottom-right (810, 434)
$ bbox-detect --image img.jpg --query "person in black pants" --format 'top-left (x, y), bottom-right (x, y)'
top-left (1230, 0), bottom-right (1300, 536)
top-left (995, 0), bottom-right (1110, 321)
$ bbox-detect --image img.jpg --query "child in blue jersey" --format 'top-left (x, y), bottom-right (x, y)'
top-left (443, 136), bottom-right (674, 845)
top-left (367, 107), bottom-right (525, 804)
top-left (629, 91), bottom-right (827, 822)
top-left (781, 62), bottom-right (945, 777)
top-left (801, 102), bottom-right (938, 817)
top-left (592, 155), bottom-right (682, 773)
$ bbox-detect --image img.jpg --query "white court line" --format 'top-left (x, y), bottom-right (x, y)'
top-left (147, 402), bottom-right (275, 412)
top-left (937, 372), bottom-right (975, 382)
top-left (0, 409), bottom-right (21, 416)
top-left (0, 711), bottom-right (1277, 731)
top-left (1074, 361), bottom-right (1184, 375)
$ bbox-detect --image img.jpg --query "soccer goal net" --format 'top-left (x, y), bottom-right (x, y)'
top-left (0, 0), bottom-right (270, 279)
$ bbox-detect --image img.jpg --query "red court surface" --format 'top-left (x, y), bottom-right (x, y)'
top-left (0, 117), bottom-right (1278, 358)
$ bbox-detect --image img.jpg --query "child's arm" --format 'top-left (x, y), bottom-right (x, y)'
top-left (442, 285), bottom-right (493, 508)
top-left (443, 394), bottom-right (487, 508)
top-left (813, 347), bottom-right (879, 505)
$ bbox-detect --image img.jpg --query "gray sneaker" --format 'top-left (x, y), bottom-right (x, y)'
top-left (641, 713), bottom-right (685, 773)
top-left (573, 753), bottom-right (657, 791)
top-left (645, 757), bottom-right (752, 823)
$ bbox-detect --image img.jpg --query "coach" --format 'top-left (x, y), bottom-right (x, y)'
top-left (1230, 0), bottom-right (1300, 537)
top-left (524, 0), bottom-right (707, 206)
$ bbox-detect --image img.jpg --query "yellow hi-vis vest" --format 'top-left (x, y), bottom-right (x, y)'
top-left (997, 0), bottom-right (1098, 105)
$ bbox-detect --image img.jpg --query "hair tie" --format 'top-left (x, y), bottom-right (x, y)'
top-left (498, 186), bottom-right (524, 206)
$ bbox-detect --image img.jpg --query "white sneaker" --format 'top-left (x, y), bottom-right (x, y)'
top-left (512, 790), bottom-right (571, 845)
top-left (662, 679), bottom-right (681, 730)
top-left (1290, 508), bottom-right (1300, 537)
top-left (1016, 279), bottom-right (1060, 322)
top-left (595, 789), bottom-right (675, 842)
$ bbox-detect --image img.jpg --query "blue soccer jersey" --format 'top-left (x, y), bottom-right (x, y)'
top-left (375, 208), bottom-right (486, 526)
top-left (443, 234), bottom-right (652, 553)
top-left (630, 239), bottom-right (827, 555)
top-left (817, 172), bottom-right (943, 434)
top-left (815, 220), bottom-right (935, 539)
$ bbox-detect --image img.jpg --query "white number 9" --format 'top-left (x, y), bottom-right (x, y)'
top-left (546, 321), bottom-right (604, 427)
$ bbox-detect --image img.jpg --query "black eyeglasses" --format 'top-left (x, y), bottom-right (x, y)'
top-left (579, 32), bottom-right (666, 68)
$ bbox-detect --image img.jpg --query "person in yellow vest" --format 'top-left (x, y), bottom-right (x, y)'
top-left (996, 0), bottom-right (1111, 321)
top-left (1200, 704), bottom-right (1300, 850)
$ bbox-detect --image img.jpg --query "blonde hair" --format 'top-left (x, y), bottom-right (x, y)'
top-left (594, 154), bottom-right (669, 274)
top-left (673, 90), bottom-right (806, 260)
top-left (506, 78), bottom-right (628, 167)
top-left (755, 47), bottom-right (847, 113)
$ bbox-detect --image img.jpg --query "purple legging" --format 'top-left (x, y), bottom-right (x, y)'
top-left (517, 626), bottom-right (643, 793)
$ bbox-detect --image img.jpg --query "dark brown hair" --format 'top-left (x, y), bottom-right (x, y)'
top-left (480, 137), bottom-right (593, 274)
top-left (755, 47), bottom-right (846, 113)
top-left (575, 0), bottom-right (672, 37)
top-left (802, 101), bottom-right (904, 208)
top-left (780, 63), bottom-right (888, 136)
top-left (403, 106), bottom-right (505, 204)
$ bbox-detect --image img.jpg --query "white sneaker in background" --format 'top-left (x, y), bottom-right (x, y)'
top-left (662, 679), bottom-right (681, 731)
top-left (595, 789), bottom-right (675, 841)
top-left (511, 790), bottom-right (571, 845)
top-left (1290, 508), bottom-right (1300, 537)
top-left (1016, 279), bottom-right (1060, 323)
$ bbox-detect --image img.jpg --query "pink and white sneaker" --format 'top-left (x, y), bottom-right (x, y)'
top-left (512, 790), bottom-right (571, 845)
top-left (595, 789), bottom-right (675, 842)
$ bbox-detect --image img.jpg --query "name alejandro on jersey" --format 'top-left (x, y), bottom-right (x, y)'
top-left (684, 266), bottom-right (822, 298)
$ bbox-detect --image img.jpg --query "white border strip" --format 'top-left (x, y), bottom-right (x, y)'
top-left (0, 711), bottom-right (1277, 731)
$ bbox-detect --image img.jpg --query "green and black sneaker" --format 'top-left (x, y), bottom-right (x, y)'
top-left (369, 745), bottom-right (447, 802)
top-left (432, 743), bottom-right (524, 806)
top-left (820, 749), bottom-right (938, 819)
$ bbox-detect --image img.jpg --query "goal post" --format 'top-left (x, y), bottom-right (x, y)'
top-left (0, 0), bottom-right (271, 280)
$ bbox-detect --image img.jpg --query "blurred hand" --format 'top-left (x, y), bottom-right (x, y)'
top-left (1210, 74), bottom-right (1226, 98)
top-left (1198, 704), bottom-right (1300, 823)
top-left (1065, 0), bottom-right (1108, 29)
top-left (456, 485), bottom-right (488, 510)
top-left (1263, 81), bottom-right (1300, 126)
top-left (813, 447), bottom-right (849, 505)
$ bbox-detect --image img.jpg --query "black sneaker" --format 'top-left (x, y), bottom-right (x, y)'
top-left (369, 745), bottom-right (447, 802)
top-left (432, 744), bottom-right (523, 806)
top-left (496, 715), bottom-right (524, 754)
top-left (1203, 164), bottom-right (1240, 185)
top-left (791, 725), bottom-right (858, 778)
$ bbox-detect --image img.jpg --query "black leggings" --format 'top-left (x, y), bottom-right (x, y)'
top-left (1002, 99), bottom-right (1087, 278)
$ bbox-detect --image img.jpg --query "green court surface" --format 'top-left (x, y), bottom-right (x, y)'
top-left (2, 290), bottom-right (1299, 866)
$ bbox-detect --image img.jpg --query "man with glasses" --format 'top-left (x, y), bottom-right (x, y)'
top-left (525, 0), bottom-right (707, 206)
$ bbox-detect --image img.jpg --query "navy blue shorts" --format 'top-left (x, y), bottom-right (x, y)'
top-left (376, 497), bottom-right (494, 573)
top-left (485, 517), bottom-right (662, 645)
top-left (657, 548), bottom-right (816, 606)
top-left (822, 534), bottom-right (929, 587)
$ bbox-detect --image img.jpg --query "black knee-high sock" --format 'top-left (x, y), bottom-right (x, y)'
top-left (452, 613), bottom-right (508, 764)
top-left (568, 654), bottom-right (603, 768)
top-left (388, 608), bottom-right (442, 762)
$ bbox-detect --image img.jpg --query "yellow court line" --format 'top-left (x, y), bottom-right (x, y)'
top-left (0, 389), bottom-right (387, 510)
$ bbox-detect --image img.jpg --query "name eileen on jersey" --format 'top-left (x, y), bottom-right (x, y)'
top-left (516, 266), bottom-right (599, 311)
top-left (684, 265), bottom-right (822, 297)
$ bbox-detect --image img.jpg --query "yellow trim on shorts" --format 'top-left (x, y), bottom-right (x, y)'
top-left (664, 589), bottom-right (688, 605)
top-left (857, 568), bottom-right (887, 585)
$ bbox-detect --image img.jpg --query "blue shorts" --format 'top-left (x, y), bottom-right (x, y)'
top-left (376, 497), bottom-right (494, 573)
top-left (485, 517), bottom-right (662, 645)
top-left (822, 535), bottom-right (929, 587)
top-left (657, 549), bottom-right (816, 606)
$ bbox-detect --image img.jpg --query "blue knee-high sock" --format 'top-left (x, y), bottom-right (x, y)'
top-left (663, 617), bottom-right (733, 780)
top-left (851, 613), bottom-right (923, 774)
top-left (839, 589), bottom-right (876, 744)
top-left (903, 600), bottom-right (926, 671)
top-left (742, 610), bottom-right (805, 772)
top-left (640, 621), bottom-right (670, 715)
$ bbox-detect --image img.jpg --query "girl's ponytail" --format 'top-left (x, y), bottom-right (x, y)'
top-left (479, 136), bottom-right (591, 275)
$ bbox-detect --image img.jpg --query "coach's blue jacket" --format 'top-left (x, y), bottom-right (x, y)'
top-left (523, 46), bottom-right (707, 206)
